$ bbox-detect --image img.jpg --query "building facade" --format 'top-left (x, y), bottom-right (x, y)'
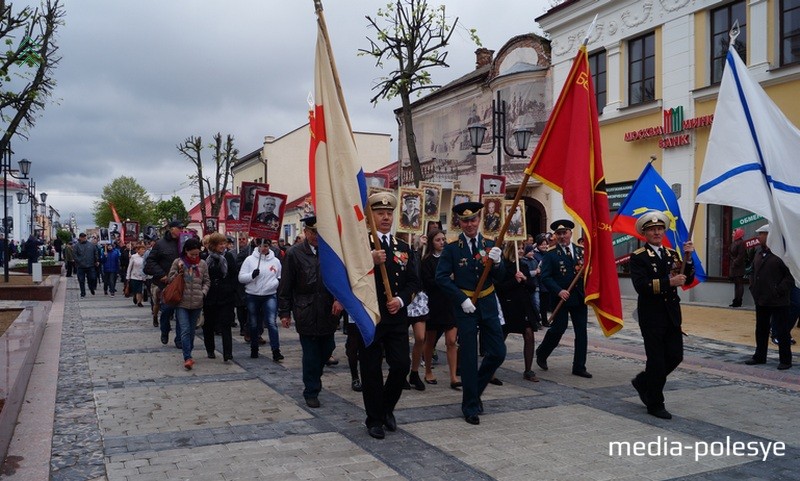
top-left (397, 34), bottom-right (556, 236)
top-left (538, 0), bottom-right (800, 304)
top-left (230, 124), bottom-right (392, 242)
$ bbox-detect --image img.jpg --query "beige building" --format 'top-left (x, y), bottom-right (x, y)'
top-left (397, 34), bottom-right (556, 235)
top-left (537, 0), bottom-right (800, 304)
top-left (231, 124), bottom-right (392, 242)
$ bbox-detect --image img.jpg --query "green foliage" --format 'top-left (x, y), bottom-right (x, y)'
top-left (152, 196), bottom-right (189, 227)
top-left (92, 176), bottom-right (156, 227)
top-left (56, 228), bottom-right (71, 244)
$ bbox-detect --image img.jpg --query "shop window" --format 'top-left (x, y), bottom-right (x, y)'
top-left (710, 1), bottom-right (747, 84)
top-left (782, 0), bottom-right (800, 66)
top-left (588, 49), bottom-right (607, 114)
top-left (706, 204), bottom-right (762, 277)
top-left (628, 32), bottom-right (655, 105)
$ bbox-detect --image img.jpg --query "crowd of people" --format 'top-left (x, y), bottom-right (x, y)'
top-left (65, 199), bottom-right (797, 440)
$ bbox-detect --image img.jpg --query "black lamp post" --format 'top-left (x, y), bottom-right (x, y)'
top-left (467, 91), bottom-right (534, 175)
top-left (2, 145), bottom-right (31, 282)
top-left (16, 179), bottom-right (35, 240)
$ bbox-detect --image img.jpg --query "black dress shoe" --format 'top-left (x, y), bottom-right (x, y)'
top-left (536, 357), bottom-right (548, 371)
top-left (305, 397), bottom-right (321, 408)
top-left (465, 415), bottom-right (480, 425)
top-left (777, 363), bottom-right (792, 370)
top-left (207, 352), bottom-right (216, 359)
top-left (409, 371), bottom-right (425, 391)
top-left (488, 377), bottom-right (503, 386)
top-left (367, 425), bottom-right (385, 439)
top-left (383, 413), bottom-right (397, 432)
top-left (631, 377), bottom-right (649, 406)
top-left (351, 378), bottom-right (363, 392)
top-left (450, 381), bottom-right (462, 390)
top-left (744, 358), bottom-right (766, 365)
top-left (223, 356), bottom-right (232, 362)
top-left (572, 370), bottom-right (593, 378)
top-left (250, 348), bottom-right (259, 359)
top-left (161, 333), bottom-right (168, 345)
top-left (648, 408), bottom-right (672, 419)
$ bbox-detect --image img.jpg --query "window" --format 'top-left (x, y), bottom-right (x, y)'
top-left (782, 0), bottom-right (800, 66)
top-left (710, 1), bottom-right (747, 84)
top-left (706, 204), bottom-right (762, 277)
top-left (588, 49), bottom-right (607, 114)
top-left (628, 32), bottom-right (655, 105)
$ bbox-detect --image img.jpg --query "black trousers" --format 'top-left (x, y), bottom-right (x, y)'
top-left (358, 322), bottom-right (410, 428)
top-left (754, 304), bottom-right (792, 365)
top-left (203, 303), bottom-right (234, 359)
top-left (636, 321), bottom-right (683, 410)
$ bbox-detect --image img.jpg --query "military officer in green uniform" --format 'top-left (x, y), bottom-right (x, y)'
top-left (535, 219), bottom-right (592, 378)
top-left (436, 201), bottom-right (505, 426)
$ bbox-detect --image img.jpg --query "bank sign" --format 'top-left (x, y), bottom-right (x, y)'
top-left (624, 106), bottom-right (713, 149)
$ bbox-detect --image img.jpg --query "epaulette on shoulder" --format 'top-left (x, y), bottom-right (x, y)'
top-left (448, 239), bottom-right (460, 245)
top-left (546, 245), bottom-right (557, 252)
top-left (633, 247), bottom-right (646, 255)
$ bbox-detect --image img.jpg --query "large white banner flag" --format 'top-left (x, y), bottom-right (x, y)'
top-left (697, 44), bottom-right (800, 285)
top-left (309, 8), bottom-right (380, 345)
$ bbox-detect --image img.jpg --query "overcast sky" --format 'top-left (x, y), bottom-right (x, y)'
top-left (14, 0), bottom-right (552, 232)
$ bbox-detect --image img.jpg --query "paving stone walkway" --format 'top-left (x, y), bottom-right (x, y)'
top-left (8, 276), bottom-right (800, 480)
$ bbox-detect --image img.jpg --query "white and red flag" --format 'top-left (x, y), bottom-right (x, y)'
top-left (309, 7), bottom-right (379, 345)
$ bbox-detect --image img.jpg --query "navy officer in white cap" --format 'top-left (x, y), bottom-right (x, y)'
top-left (436, 201), bottom-right (505, 426)
top-left (629, 209), bottom-right (694, 420)
top-left (361, 192), bottom-right (421, 439)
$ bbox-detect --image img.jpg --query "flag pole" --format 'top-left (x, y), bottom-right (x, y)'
top-left (365, 202), bottom-right (394, 303)
top-left (313, 0), bottom-right (353, 134)
top-left (548, 265), bottom-right (585, 324)
top-left (680, 203), bottom-right (700, 275)
top-left (471, 17), bottom-right (597, 304)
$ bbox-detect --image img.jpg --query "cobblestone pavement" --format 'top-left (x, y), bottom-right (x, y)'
top-left (32, 278), bottom-right (800, 479)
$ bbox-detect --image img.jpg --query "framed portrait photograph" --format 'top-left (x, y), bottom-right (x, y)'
top-left (239, 181), bottom-right (269, 224)
top-left (479, 174), bottom-right (506, 201)
top-left (108, 222), bottom-right (122, 241)
top-left (144, 225), bottom-right (158, 240)
top-left (420, 182), bottom-right (442, 222)
top-left (248, 191), bottom-right (287, 240)
top-left (503, 201), bottom-right (526, 241)
top-left (364, 172), bottom-right (390, 189)
top-left (480, 195), bottom-right (505, 239)
top-left (449, 189), bottom-right (474, 233)
top-left (203, 218), bottom-right (218, 235)
top-left (99, 228), bottom-right (110, 243)
top-left (124, 221), bottom-right (139, 243)
top-left (396, 187), bottom-right (424, 235)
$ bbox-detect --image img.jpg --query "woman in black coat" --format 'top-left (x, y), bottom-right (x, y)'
top-left (202, 233), bottom-right (238, 361)
top-left (496, 242), bottom-right (539, 382)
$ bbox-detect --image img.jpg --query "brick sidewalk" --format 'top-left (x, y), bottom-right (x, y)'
top-left (2, 278), bottom-right (798, 480)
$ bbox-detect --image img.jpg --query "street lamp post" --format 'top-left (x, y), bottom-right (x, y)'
top-left (467, 91), bottom-right (534, 175)
top-left (16, 179), bottom-right (34, 238)
top-left (1, 145), bottom-right (31, 282)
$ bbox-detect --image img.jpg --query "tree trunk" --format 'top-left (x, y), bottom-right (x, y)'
top-left (400, 92), bottom-right (422, 187)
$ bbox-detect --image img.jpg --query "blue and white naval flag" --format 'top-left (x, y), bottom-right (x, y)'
top-left (696, 44), bottom-right (800, 285)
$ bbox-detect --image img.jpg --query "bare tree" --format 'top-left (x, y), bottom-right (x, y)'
top-left (177, 133), bottom-right (238, 226)
top-left (360, 0), bottom-right (479, 186)
top-left (0, 0), bottom-right (65, 154)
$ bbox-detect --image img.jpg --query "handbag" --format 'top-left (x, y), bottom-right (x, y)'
top-left (162, 273), bottom-right (185, 306)
top-left (406, 290), bottom-right (429, 318)
top-left (123, 282), bottom-right (131, 298)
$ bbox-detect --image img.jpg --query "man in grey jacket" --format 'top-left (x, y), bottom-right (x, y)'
top-left (74, 233), bottom-right (99, 297)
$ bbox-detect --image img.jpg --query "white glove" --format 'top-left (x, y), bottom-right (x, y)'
top-left (488, 246), bottom-right (502, 264)
top-left (460, 298), bottom-right (476, 314)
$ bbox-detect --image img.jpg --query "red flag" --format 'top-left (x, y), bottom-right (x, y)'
top-left (525, 45), bottom-right (623, 337)
top-left (109, 202), bottom-right (125, 241)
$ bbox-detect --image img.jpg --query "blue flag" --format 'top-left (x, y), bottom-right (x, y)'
top-left (611, 163), bottom-right (706, 287)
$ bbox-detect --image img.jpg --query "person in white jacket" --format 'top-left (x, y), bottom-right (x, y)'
top-left (238, 239), bottom-right (283, 360)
